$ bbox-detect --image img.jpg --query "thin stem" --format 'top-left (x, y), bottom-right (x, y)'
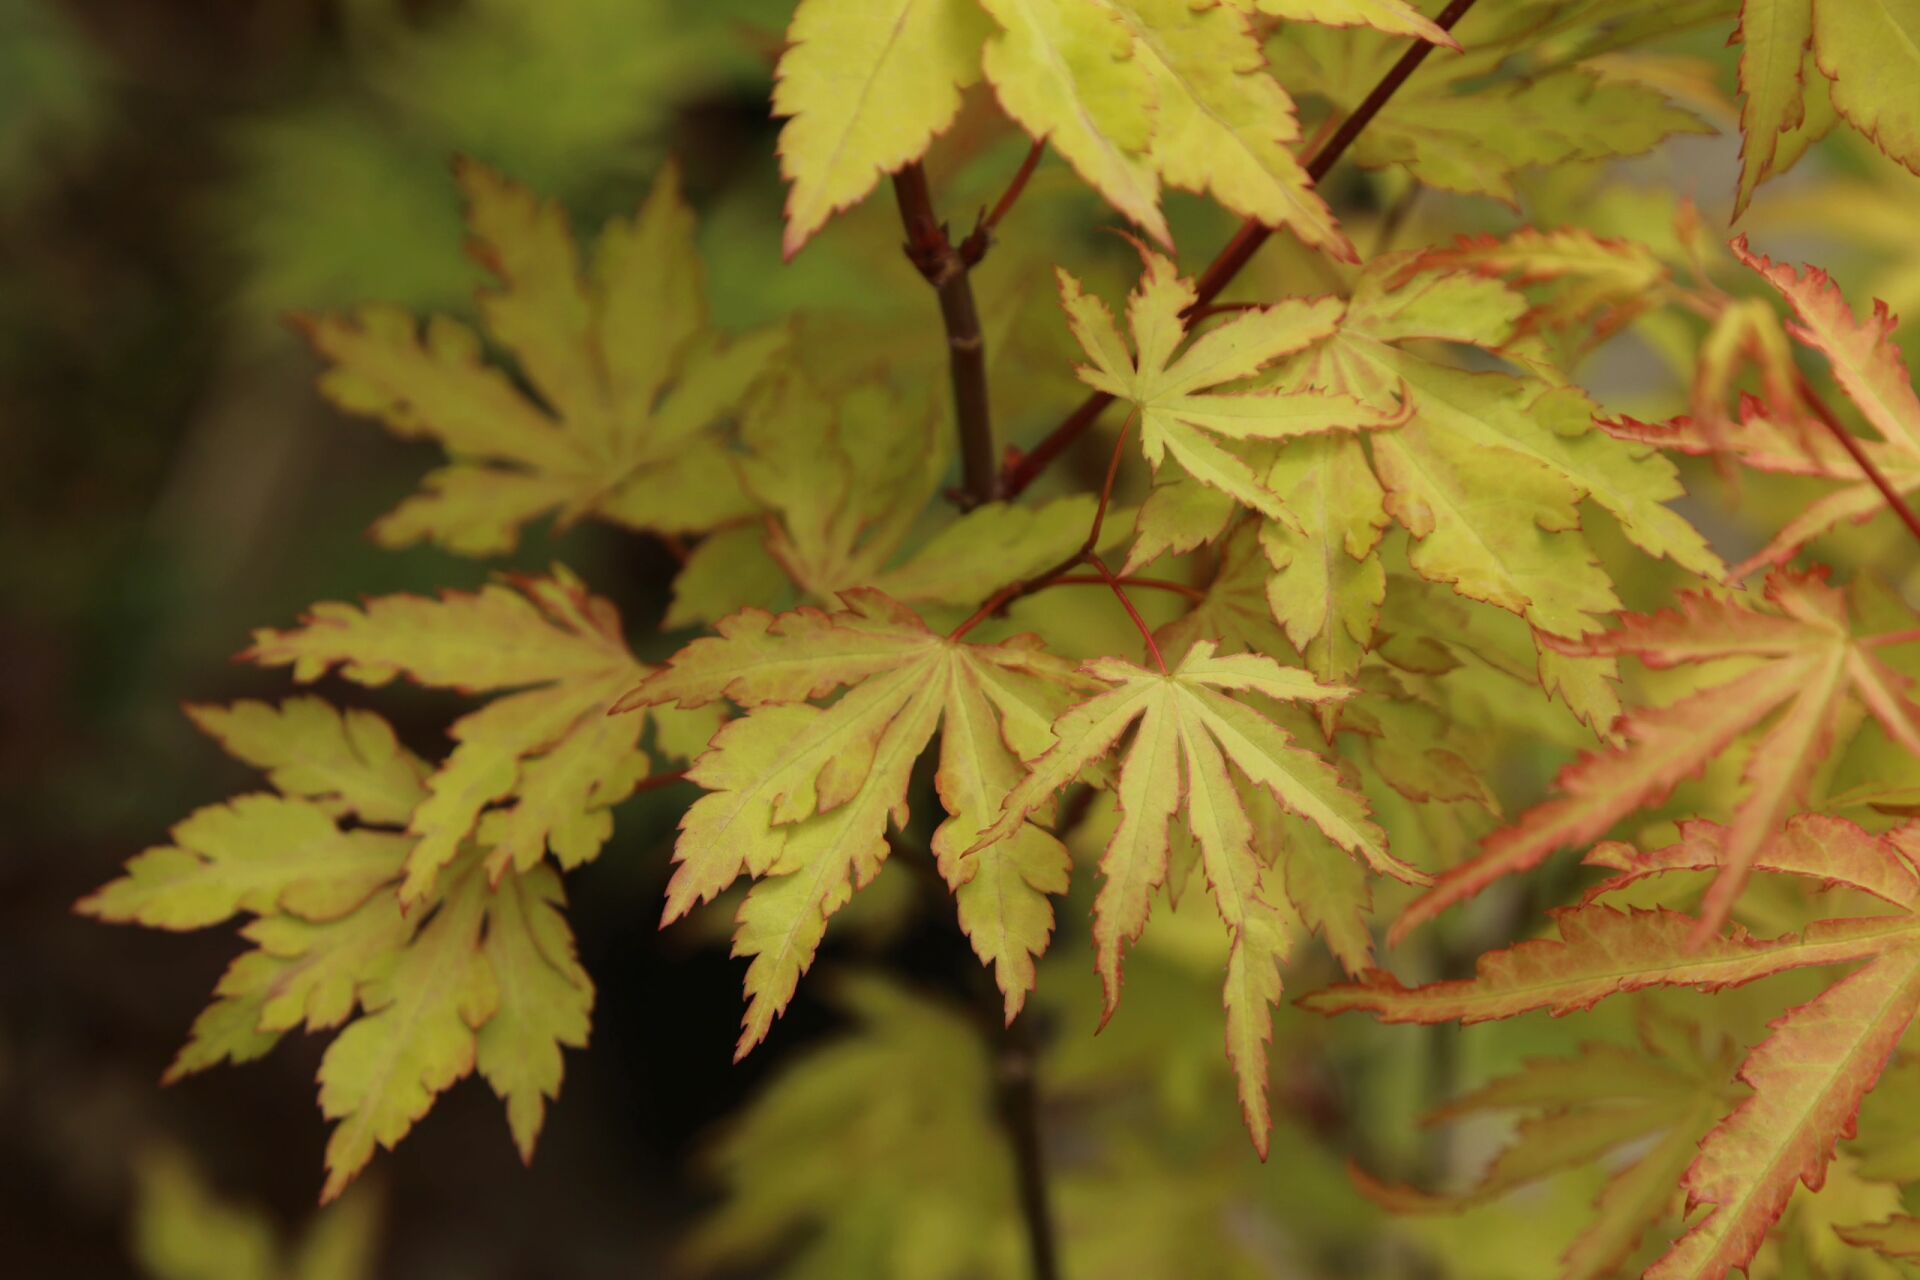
top-left (1087, 553), bottom-right (1169, 674)
top-left (1797, 374), bottom-right (1920, 551)
top-left (962, 141), bottom-right (1047, 264)
top-left (632, 768), bottom-right (689, 794)
top-left (997, 0), bottom-right (1478, 500)
top-left (949, 413), bottom-right (1144, 641)
top-left (892, 162), bottom-right (998, 509)
top-left (996, 1014), bottom-right (1060, 1280)
top-left (1050, 574), bottom-right (1205, 602)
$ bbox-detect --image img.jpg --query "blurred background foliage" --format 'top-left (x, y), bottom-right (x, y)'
top-left (10, 0), bottom-right (1920, 1276)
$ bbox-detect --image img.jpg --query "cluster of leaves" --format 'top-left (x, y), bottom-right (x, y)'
top-left (82, 0), bottom-right (1920, 1275)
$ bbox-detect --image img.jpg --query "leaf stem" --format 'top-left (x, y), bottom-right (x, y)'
top-left (631, 768), bottom-right (689, 794)
top-left (996, 0), bottom-right (1479, 500)
top-left (892, 161), bottom-right (998, 509)
top-left (1050, 574), bottom-right (1205, 602)
top-left (1087, 553), bottom-right (1170, 674)
top-left (1795, 374), bottom-right (1920, 552)
top-left (962, 140), bottom-right (1047, 264)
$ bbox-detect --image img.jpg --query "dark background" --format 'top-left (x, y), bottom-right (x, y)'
top-left (2, 2), bottom-right (828, 1272)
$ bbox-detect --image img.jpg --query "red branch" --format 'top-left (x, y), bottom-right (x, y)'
top-left (1796, 375), bottom-right (1920, 552)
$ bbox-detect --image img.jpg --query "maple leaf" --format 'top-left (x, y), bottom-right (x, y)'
top-left (1354, 1013), bottom-right (1741, 1280)
top-left (295, 161), bottom-right (785, 556)
top-left (616, 590), bottom-right (1085, 1046)
top-left (1268, 15), bottom-right (1710, 204)
top-left (1732, 0), bottom-right (1816, 217)
top-left (972, 640), bottom-right (1425, 1154)
top-left (1636, 241), bottom-right (1920, 576)
top-left (772, 0), bottom-right (992, 259)
top-left (183, 698), bottom-right (429, 828)
top-left (246, 567), bottom-right (677, 905)
top-left (1308, 814), bottom-right (1920, 1280)
top-left (1059, 247), bottom-right (1400, 523)
top-left (1394, 570), bottom-right (1920, 944)
top-left (81, 699), bottom-right (597, 1200)
top-left (1226, 0), bottom-right (1461, 47)
top-left (977, 0), bottom-right (1352, 258)
top-left (1810, 1), bottom-right (1920, 179)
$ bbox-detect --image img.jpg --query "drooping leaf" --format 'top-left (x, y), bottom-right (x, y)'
top-left (1394, 570), bottom-right (1920, 942)
top-left (1311, 823), bottom-right (1920, 1280)
top-left (617, 590), bottom-right (1085, 1044)
top-left (973, 640), bottom-right (1423, 1152)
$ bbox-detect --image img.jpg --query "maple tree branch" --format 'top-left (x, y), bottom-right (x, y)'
top-left (997, 0), bottom-right (1479, 500)
top-left (1795, 374), bottom-right (1920, 552)
top-left (893, 161), bottom-right (998, 509)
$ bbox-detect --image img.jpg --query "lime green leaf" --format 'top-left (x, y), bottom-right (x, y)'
top-left (1260, 434), bottom-right (1388, 687)
top-left (1060, 249), bottom-right (1396, 520)
top-left (622, 591), bottom-right (1084, 1045)
top-left (1106, 0), bottom-right (1349, 258)
top-left (318, 862), bottom-right (498, 1202)
top-left (1813, 0), bottom-right (1920, 177)
top-left (247, 568), bottom-right (651, 904)
top-left (77, 795), bottom-right (412, 930)
top-left (737, 372), bottom-right (949, 600)
top-left (973, 640), bottom-right (1412, 1153)
top-left (474, 865), bottom-right (593, 1162)
top-left (978, 0), bottom-right (1168, 246)
top-left (184, 699), bottom-right (428, 827)
top-left (1733, 0), bottom-right (1815, 216)
top-left (296, 162), bottom-right (784, 555)
top-left (773, 0), bottom-right (991, 257)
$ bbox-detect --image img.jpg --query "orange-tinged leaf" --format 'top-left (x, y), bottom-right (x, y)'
top-left (1309, 905), bottom-right (1913, 1025)
top-left (1646, 946), bottom-right (1920, 1279)
top-left (1734, 239), bottom-right (1920, 459)
top-left (1394, 571), bottom-right (1920, 943)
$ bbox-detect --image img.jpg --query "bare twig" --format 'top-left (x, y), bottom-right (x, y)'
top-left (893, 162), bottom-right (998, 508)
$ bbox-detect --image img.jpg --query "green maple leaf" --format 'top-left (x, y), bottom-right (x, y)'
top-left (972, 640), bottom-right (1426, 1154)
top-left (82, 700), bottom-right (597, 1201)
top-left (1268, 11), bottom-right (1711, 204)
top-left (731, 370), bottom-right (1107, 610)
top-left (617, 590), bottom-right (1087, 1046)
top-left (246, 567), bottom-right (703, 906)
top-left (295, 161), bottom-right (785, 556)
top-left (1060, 246), bottom-right (1400, 523)
top-left (775, 0), bottom-right (1455, 258)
